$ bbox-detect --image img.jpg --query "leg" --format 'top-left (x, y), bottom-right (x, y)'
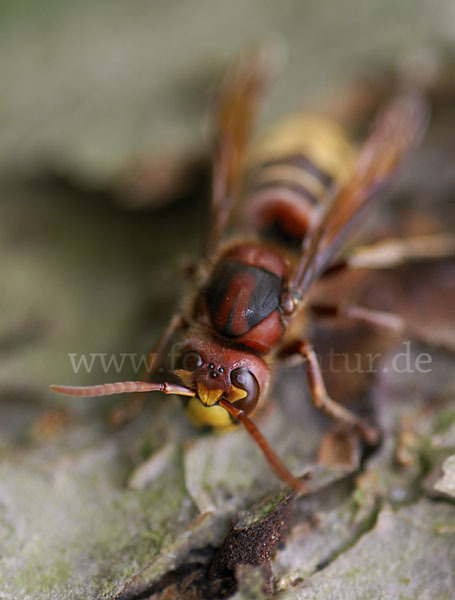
top-left (282, 340), bottom-right (379, 445)
top-left (322, 233), bottom-right (455, 277)
top-left (310, 303), bottom-right (405, 334)
top-left (109, 313), bottom-right (188, 426)
top-left (310, 302), bottom-right (454, 352)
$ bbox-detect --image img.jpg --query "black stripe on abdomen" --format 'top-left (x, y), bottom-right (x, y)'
top-left (258, 153), bottom-right (334, 186)
top-left (246, 152), bottom-right (333, 208)
top-left (252, 179), bottom-right (319, 205)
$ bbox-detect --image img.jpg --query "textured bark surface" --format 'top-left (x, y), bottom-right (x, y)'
top-left (0, 2), bottom-right (454, 599)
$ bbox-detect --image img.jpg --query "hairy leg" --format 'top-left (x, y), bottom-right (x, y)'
top-left (279, 339), bottom-right (379, 445)
top-left (322, 233), bottom-right (454, 277)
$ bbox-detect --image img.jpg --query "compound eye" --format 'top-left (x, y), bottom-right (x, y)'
top-left (181, 350), bottom-right (203, 371)
top-left (230, 367), bottom-right (260, 414)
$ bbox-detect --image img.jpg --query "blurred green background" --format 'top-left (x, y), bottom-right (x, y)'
top-left (0, 0), bottom-right (452, 181)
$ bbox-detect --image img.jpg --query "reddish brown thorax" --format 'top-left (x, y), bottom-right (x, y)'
top-left (195, 243), bottom-right (290, 353)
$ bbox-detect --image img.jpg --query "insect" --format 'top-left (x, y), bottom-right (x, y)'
top-left (51, 52), bottom-right (454, 494)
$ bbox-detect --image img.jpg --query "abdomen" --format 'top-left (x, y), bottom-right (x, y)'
top-left (241, 113), bottom-right (358, 243)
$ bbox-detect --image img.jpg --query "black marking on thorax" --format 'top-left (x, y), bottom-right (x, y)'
top-left (204, 259), bottom-right (283, 338)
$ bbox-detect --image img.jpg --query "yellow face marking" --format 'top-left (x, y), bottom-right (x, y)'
top-left (197, 383), bottom-right (223, 406)
top-left (227, 385), bottom-right (247, 403)
top-left (185, 397), bottom-right (233, 429)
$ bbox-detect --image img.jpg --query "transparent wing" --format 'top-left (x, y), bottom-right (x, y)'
top-left (291, 93), bottom-right (429, 298)
top-left (205, 48), bottom-right (271, 258)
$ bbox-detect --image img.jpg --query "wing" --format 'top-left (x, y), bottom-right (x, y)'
top-left (204, 48), bottom-right (271, 258)
top-left (290, 92), bottom-right (429, 298)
